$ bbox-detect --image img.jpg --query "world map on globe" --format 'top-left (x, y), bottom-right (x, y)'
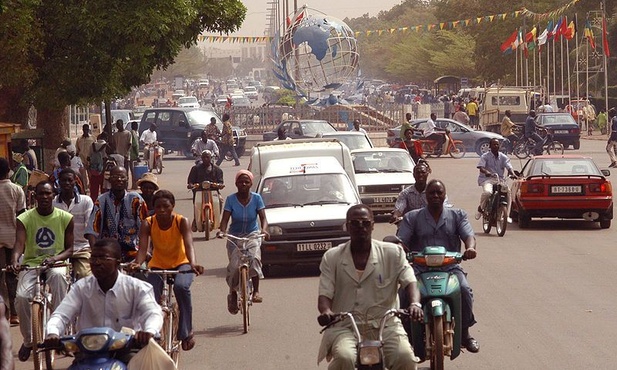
top-left (271, 7), bottom-right (359, 96)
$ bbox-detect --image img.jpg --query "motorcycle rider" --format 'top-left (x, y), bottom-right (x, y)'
top-left (390, 160), bottom-right (432, 224)
top-left (139, 122), bottom-right (158, 163)
top-left (318, 204), bottom-right (423, 370)
top-left (475, 138), bottom-right (516, 221)
top-left (500, 110), bottom-right (519, 154)
top-left (191, 129), bottom-right (220, 160)
top-left (419, 113), bottom-right (445, 154)
top-left (397, 180), bottom-right (480, 353)
top-left (524, 110), bottom-right (544, 155)
top-left (187, 150), bottom-right (224, 232)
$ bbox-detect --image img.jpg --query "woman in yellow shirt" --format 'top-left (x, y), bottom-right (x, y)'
top-left (134, 190), bottom-right (203, 351)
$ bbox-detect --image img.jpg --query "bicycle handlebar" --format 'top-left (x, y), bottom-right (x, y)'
top-left (1, 262), bottom-right (70, 273)
top-left (218, 233), bottom-right (266, 241)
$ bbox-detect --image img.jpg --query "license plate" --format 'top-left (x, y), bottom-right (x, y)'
top-left (373, 196), bottom-right (395, 203)
top-left (554, 130), bottom-right (569, 134)
top-left (551, 185), bottom-right (582, 194)
top-left (297, 242), bottom-right (332, 252)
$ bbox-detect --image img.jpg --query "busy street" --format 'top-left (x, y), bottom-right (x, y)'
top-left (7, 136), bottom-right (616, 370)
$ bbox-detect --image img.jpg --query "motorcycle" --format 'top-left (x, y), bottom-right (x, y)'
top-left (417, 129), bottom-right (465, 159)
top-left (407, 246), bottom-right (464, 370)
top-left (319, 309), bottom-right (411, 370)
top-left (145, 141), bottom-right (164, 174)
top-left (191, 180), bottom-right (224, 240)
top-left (41, 327), bottom-right (134, 370)
top-left (481, 178), bottom-right (510, 237)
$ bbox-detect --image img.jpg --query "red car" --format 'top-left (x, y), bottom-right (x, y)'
top-left (510, 155), bottom-right (613, 229)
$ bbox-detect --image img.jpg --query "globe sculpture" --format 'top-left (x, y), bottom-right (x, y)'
top-left (271, 7), bottom-right (359, 96)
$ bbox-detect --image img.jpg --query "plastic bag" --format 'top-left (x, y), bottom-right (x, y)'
top-left (127, 338), bottom-right (177, 370)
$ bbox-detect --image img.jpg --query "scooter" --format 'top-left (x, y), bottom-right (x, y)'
top-left (319, 309), bottom-right (410, 370)
top-left (191, 181), bottom-right (224, 240)
top-left (408, 246), bottom-right (464, 370)
top-left (41, 327), bottom-right (134, 370)
top-left (145, 141), bottom-right (164, 174)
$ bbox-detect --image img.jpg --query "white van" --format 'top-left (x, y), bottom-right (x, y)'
top-left (248, 139), bottom-right (360, 273)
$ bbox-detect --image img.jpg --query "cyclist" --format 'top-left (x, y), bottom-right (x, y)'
top-left (45, 239), bottom-right (163, 365)
top-left (54, 168), bottom-right (94, 280)
top-left (131, 190), bottom-right (204, 352)
top-left (475, 138), bottom-right (516, 221)
top-left (187, 150), bottom-right (224, 232)
top-left (524, 110), bottom-right (544, 155)
top-left (419, 113), bottom-right (445, 154)
top-left (9, 181), bottom-right (74, 362)
top-left (217, 170), bottom-right (269, 314)
top-left (500, 110), bottom-right (519, 154)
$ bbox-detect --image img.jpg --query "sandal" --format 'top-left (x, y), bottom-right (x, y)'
top-left (252, 293), bottom-right (263, 303)
top-left (18, 343), bottom-right (32, 362)
top-left (181, 333), bottom-right (195, 351)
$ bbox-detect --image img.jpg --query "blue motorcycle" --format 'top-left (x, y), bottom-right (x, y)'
top-left (42, 327), bottom-right (134, 369)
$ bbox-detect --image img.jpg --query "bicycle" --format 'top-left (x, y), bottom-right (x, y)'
top-left (190, 181), bottom-right (224, 240)
top-left (481, 178), bottom-right (510, 237)
top-left (3, 262), bottom-right (69, 370)
top-left (218, 233), bottom-right (265, 334)
top-left (144, 268), bottom-right (194, 367)
top-left (513, 128), bottom-right (564, 159)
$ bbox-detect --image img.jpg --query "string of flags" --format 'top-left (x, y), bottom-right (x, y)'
top-left (197, 35), bottom-right (273, 43)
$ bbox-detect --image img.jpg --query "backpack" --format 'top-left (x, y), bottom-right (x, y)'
top-left (89, 144), bottom-right (105, 172)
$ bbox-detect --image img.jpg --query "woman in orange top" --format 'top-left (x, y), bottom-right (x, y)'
top-left (134, 190), bottom-right (204, 351)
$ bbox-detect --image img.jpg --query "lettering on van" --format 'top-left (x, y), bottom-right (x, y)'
top-left (289, 163), bottom-right (319, 173)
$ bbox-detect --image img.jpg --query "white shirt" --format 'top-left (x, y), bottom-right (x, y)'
top-left (420, 118), bottom-right (436, 137)
top-left (140, 129), bottom-right (157, 145)
top-left (70, 156), bottom-right (84, 172)
top-left (54, 193), bottom-right (93, 252)
top-left (47, 273), bottom-right (163, 336)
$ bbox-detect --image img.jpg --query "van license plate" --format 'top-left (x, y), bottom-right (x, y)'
top-left (297, 242), bottom-right (332, 252)
top-left (373, 196), bottom-right (395, 203)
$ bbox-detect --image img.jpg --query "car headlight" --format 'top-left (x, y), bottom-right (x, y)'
top-left (80, 334), bottom-right (109, 351)
top-left (268, 225), bottom-right (283, 235)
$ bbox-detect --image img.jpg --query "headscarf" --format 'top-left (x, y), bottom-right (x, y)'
top-left (235, 169), bottom-right (253, 182)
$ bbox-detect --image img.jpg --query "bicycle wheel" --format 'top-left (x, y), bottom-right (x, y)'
top-left (240, 266), bottom-right (249, 333)
top-left (482, 211), bottom-right (492, 234)
top-left (449, 142), bottom-right (466, 159)
top-left (32, 302), bottom-right (44, 370)
top-left (513, 142), bottom-right (529, 159)
top-left (496, 205), bottom-right (508, 237)
top-left (155, 157), bottom-right (163, 174)
top-left (170, 304), bottom-right (180, 365)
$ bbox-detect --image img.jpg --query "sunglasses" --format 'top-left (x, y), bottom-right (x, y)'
top-left (347, 219), bottom-right (373, 228)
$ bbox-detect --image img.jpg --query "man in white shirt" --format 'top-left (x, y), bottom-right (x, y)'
top-left (191, 130), bottom-right (220, 159)
top-left (349, 119), bottom-right (367, 134)
top-left (419, 113), bottom-right (445, 153)
top-left (139, 122), bottom-right (158, 162)
top-left (45, 239), bottom-right (162, 361)
top-left (54, 168), bottom-right (94, 279)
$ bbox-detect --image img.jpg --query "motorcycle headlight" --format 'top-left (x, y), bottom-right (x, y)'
top-left (268, 225), bottom-right (283, 235)
top-left (63, 341), bottom-right (79, 353)
top-left (359, 346), bottom-right (381, 365)
top-left (80, 334), bottom-right (109, 351)
top-left (111, 361), bottom-right (125, 370)
top-left (201, 181), bottom-right (211, 189)
top-left (108, 337), bottom-right (128, 351)
top-left (425, 254), bottom-right (445, 267)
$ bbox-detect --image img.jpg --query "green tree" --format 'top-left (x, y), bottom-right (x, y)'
top-left (0, 0), bottom-right (245, 170)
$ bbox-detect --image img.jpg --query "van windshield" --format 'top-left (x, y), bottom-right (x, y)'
top-left (491, 96), bottom-right (521, 106)
top-left (259, 174), bottom-right (358, 207)
top-left (186, 110), bottom-right (221, 126)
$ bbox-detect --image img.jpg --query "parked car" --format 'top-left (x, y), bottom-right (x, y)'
top-left (386, 118), bottom-right (505, 156)
top-left (319, 131), bottom-right (374, 150)
top-left (198, 79), bottom-right (209, 88)
top-left (510, 155), bottom-right (612, 229)
top-left (177, 96), bottom-right (200, 108)
top-left (231, 96), bottom-right (251, 108)
top-left (351, 148), bottom-right (415, 215)
top-left (215, 95), bottom-right (229, 106)
top-left (535, 112), bottom-right (581, 150)
top-left (263, 120), bottom-right (337, 141)
top-left (138, 108), bottom-right (247, 158)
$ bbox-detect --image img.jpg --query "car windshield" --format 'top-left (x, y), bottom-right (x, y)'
top-left (539, 114), bottom-right (577, 125)
top-left (352, 151), bottom-right (414, 173)
top-left (178, 97), bottom-right (198, 104)
top-left (186, 110), bottom-right (221, 126)
top-left (301, 121), bottom-right (336, 135)
top-left (527, 159), bottom-right (602, 176)
top-left (259, 173), bottom-right (357, 207)
top-left (325, 134), bottom-right (372, 150)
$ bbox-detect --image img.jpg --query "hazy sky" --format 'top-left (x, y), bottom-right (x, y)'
top-left (230, 0), bottom-right (404, 36)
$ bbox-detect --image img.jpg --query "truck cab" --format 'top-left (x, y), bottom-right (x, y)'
top-left (480, 87), bottom-right (532, 133)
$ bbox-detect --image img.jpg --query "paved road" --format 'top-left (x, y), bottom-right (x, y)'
top-left (11, 138), bottom-right (617, 369)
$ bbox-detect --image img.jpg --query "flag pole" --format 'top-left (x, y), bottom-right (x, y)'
top-left (560, 21), bottom-right (565, 97)
top-left (576, 18), bottom-right (581, 110)
top-left (603, 0), bottom-right (609, 111)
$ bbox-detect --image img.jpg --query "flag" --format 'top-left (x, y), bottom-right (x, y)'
top-left (602, 16), bottom-right (610, 57)
top-left (537, 27), bottom-right (549, 50)
top-left (584, 20), bottom-right (596, 49)
top-left (500, 29), bottom-right (519, 52)
top-left (558, 17), bottom-right (569, 39)
top-left (564, 21), bottom-right (576, 40)
top-left (526, 26), bottom-right (537, 50)
top-left (514, 29), bottom-right (524, 49)
top-left (551, 17), bottom-right (563, 40)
